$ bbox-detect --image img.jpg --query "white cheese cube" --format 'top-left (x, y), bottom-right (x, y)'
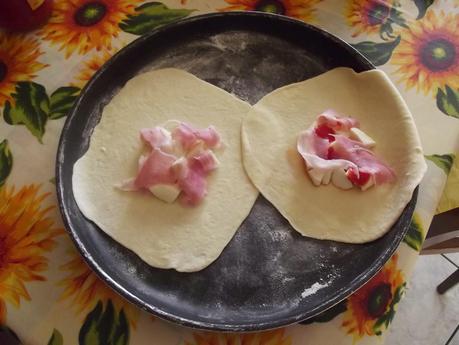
top-left (307, 168), bottom-right (324, 186)
top-left (322, 170), bottom-right (332, 185)
top-left (149, 184), bottom-right (181, 203)
top-left (349, 128), bottom-right (376, 148)
top-left (332, 169), bottom-right (353, 190)
top-left (171, 157), bottom-right (188, 180)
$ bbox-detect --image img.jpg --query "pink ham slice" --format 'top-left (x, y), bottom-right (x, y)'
top-left (297, 128), bottom-right (357, 172)
top-left (179, 167), bottom-right (208, 206)
top-left (121, 123), bottom-right (221, 205)
top-left (180, 150), bottom-right (219, 206)
top-left (134, 148), bottom-right (177, 189)
top-left (140, 127), bottom-right (171, 148)
top-left (117, 154), bottom-right (154, 191)
top-left (317, 110), bottom-right (359, 132)
top-left (123, 149), bottom-right (215, 206)
top-left (172, 123), bottom-right (221, 150)
top-left (328, 135), bottom-right (396, 184)
top-left (297, 111), bottom-right (395, 189)
top-left (190, 150), bottom-right (219, 174)
top-left (300, 128), bottom-right (329, 159)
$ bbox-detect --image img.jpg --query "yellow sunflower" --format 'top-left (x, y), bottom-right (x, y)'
top-left (0, 33), bottom-right (47, 107)
top-left (58, 247), bottom-right (139, 327)
top-left (220, 0), bottom-right (322, 23)
top-left (342, 254), bottom-right (404, 343)
top-left (72, 50), bottom-right (113, 88)
top-left (391, 10), bottom-right (459, 95)
top-left (40, 0), bottom-right (140, 58)
top-left (0, 185), bottom-right (62, 324)
top-left (345, 0), bottom-right (396, 37)
top-left (185, 329), bottom-right (291, 345)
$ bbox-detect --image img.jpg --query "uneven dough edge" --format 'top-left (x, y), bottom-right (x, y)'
top-left (242, 68), bottom-right (426, 243)
top-left (73, 68), bottom-right (258, 272)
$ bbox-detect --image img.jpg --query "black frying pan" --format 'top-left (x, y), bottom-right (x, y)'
top-left (56, 12), bottom-right (417, 332)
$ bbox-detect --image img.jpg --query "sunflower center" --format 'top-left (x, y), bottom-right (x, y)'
top-left (74, 1), bottom-right (108, 27)
top-left (0, 60), bottom-right (7, 83)
top-left (366, 2), bottom-right (390, 26)
top-left (255, 0), bottom-right (285, 15)
top-left (420, 38), bottom-right (457, 72)
top-left (366, 283), bottom-right (392, 318)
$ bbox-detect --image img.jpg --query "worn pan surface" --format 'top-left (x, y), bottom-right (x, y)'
top-left (56, 12), bottom-right (417, 332)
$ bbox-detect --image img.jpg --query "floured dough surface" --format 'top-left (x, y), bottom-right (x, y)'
top-left (73, 68), bottom-right (258, 272)
top-left (242, 68), bottom-right (426, 243)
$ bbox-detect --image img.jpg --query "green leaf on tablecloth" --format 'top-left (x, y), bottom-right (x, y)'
top-left (436, 86), bottom-right (459, 118)
top-left (79, 301), bottom-right (103, 344)
top-left (99, 299), bottom-right (116, 342)
top-left (351, 36), bottom-right (401, 66)
top-left (113, 307), bottom-right (129, 345)
top-left (47, 329), bottom-right (63, 345)
top-left (298, 299), bottom-right (347, 325)
top-left (413, 0), bottom-right (434, 19)
top-left (49, 86), bottom-right (80, 120)
top-left (403, 213), bottom-right (424, 251)
top-left (79, 300), bottom-right (129, 345)
top-left (373, 283), bottom-right (405, 335)
top-left (0, 139), bottom-right (13, 187)
top-left (379, 21), bottom-right (397, 41)
top-left (3, 81), bottom-right (49, 143)
top-left (49, 177), bottom-right (56, 185)
top-left (120, 2), bottom-right (195, 35)
top-left (389, 3), bottom-right (408, 28)
top-left (379, 3), bottom-right (408, 40)
top-left (425, 154), bottom-right (455, 175)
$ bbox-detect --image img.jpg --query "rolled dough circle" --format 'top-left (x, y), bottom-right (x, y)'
top-left (242, 68), bottom-right (426, 243)
top-left (73, 68), bottom-right (258, 272)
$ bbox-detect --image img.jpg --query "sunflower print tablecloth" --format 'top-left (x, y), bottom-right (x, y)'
top-left (1, 0), bottom-right (458, 344)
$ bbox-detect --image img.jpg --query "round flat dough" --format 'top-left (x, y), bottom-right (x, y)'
top-left (73, 68), bottom-right (258, 272)
top-left (242, 68), bottom-right (426, 243)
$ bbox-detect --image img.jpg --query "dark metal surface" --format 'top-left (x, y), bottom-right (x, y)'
top-left (56, 12), bottom-right (417, 332)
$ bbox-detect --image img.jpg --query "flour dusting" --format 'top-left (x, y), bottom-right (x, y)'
top-left (301, 282), bottom-right (329, 298)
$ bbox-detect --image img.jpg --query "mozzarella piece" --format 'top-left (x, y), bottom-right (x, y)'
top-left (307, 168), bottom-right (333, 186)
top-left (171, 157), bottom-right (188, 180)
top-left (307, 168), bottom-right (324, 186)
top-left (349, 128), bottom-right (376, 148)
top-left (322, 170), bottom-right (332, 185)
top-left (332, 169), bottom-right (353, 190)
top-left (149, 184), bottom-right (181, 203)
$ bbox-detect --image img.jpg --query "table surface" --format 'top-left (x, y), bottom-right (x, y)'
top-left (1, 1), bottom-right (458, 344)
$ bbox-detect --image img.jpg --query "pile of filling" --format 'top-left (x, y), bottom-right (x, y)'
top-left (297, 110), bottom-right (395, 190)
top-left (119, 121), bottom-right (221, 205)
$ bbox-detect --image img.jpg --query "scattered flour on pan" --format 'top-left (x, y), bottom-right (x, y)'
top-left (282, 277), bottom-right (295, 284)
top-left (269, 229), bottom-right (290, 242)
top-left (301, 282), bottom-right (329, 298)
